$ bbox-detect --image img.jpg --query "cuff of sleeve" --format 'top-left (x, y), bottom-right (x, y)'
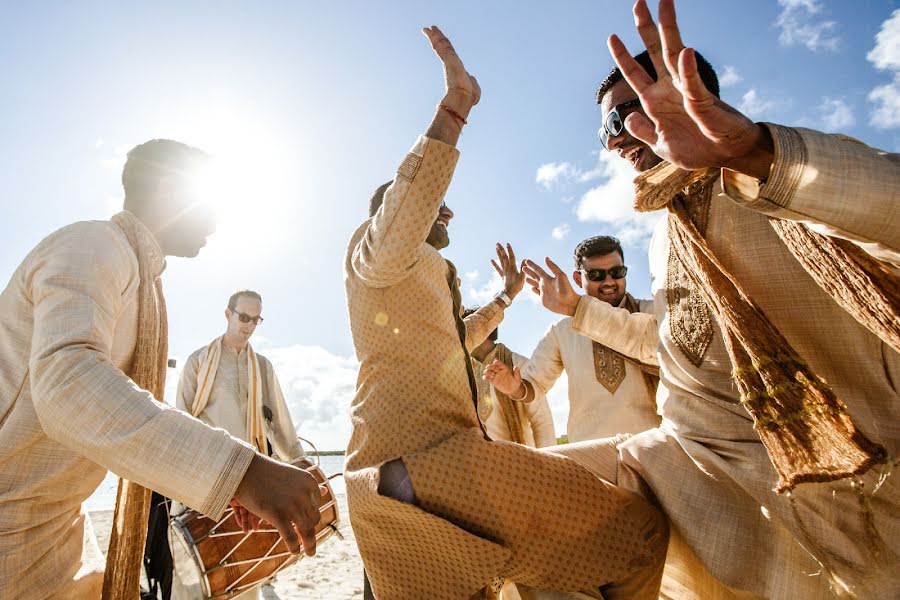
top-left (573, 295), bottom-right (600, 333)
top-left (199, 441), bottom-right (256, 519)
top-left (721, 123), bottom-right (808, 214)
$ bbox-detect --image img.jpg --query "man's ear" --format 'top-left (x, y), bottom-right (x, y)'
top-left (224, 308), bottom-right (231, 322)
top-left (572, 271), bottom-right (584, 289)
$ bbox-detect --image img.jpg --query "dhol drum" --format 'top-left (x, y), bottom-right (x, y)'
top-left (169, 457), bottom-right (341, 599)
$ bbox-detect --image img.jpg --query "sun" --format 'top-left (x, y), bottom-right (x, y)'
top-left (167, 103), bottom-right (299, 258)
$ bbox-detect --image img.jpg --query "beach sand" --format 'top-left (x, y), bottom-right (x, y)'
top-left (90, 493), bottom-right (365, 600)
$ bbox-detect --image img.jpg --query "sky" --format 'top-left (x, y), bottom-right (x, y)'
top-left (2, 0), bottom-right (899, 450)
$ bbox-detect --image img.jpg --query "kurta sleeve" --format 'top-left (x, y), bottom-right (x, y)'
top-left (463, 301), bottom-right (505, 352)
top-left (520, 325), bottom-right (565, 398)
top-left (571, 296), bottom-right (660, 366)
top-left (28, 227), bottom-right (255, 519)
top-left (721, 123), bottom-right (900, 266)
top-left (176, 350), bottom-right (200, 414)
top-left (351, 136), bottom-right (461, 288)
top-left (265, 364), bottom-right (304, 461)
top-left (512, 352), bottom-right (556, 448)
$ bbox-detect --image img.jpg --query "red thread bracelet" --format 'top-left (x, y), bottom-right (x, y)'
top-left (439, 103), bottom-right (467, 126)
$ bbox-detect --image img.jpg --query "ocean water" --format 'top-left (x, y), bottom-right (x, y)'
top-left (85, 454), bottom-right (347, 511)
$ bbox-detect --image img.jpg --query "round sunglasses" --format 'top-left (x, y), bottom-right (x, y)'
top-left (598, 98), bottom-right (642, 150)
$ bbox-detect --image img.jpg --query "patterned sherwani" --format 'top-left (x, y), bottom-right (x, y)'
top-left (575, 125), bottom-right (900, 599)
top-left (0, 216), bottom-right (256, 599)
top-left (343, 136), bottom-right (668, 600)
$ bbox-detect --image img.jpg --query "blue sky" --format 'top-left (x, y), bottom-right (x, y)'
top-left (3, 1), bottom-right (899, 449)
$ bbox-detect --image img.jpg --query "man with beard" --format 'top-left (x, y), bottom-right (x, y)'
top-left (343, 25), bottom-right (668, 600)
top-left (526, 1), bottom-right (899, 598)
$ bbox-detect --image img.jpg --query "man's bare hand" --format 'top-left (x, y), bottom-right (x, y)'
top-left (229, 497), bottom-right (261, 533)
top-left (422, 26), bottom-right (481, 116)
top-left (608, 0), bottom-right (773, 178)
top-left (523, 258), bottom-right (582, 317)
top-left (234, 454), bottom-right (323, 556)
top-left (491, 243), bottom-right (525, 300)
top-left (484, 359), bottom-right (525, 398)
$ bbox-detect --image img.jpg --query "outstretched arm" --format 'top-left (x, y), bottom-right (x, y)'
top-left (351, 27), bottom-right (481, 287)
top-left (464, 243), bottom-right (526, 350)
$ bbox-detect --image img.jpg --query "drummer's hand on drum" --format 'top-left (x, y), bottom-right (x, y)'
top-left (234, 454), bottom-right (322, 556)
top-left (229, 498), bottom-right (261, 533)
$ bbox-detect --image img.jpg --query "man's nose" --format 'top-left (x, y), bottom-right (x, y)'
top-left (441, 206), bottom-right (454, 220)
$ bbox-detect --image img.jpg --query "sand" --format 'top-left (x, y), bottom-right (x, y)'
top-left (89, 493), bottom-right (365, 600)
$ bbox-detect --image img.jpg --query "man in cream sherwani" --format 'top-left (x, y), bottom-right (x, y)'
top-left (343, 26), bottom-right (668, 600)
top-left (525, 2), bottom-right (899, 598)
top-left (0, 139), bottom-right (323, 599)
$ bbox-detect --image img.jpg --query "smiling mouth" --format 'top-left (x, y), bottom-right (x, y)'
top-left (599, 285), bottom-right (618, 295)
top-left (435, 218), bottom-right (449, 229)
top-left (622, 146), bottom-right (643, 168)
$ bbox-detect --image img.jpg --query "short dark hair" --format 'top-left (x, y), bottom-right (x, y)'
top-left (369, 180), bottom-right (393, 217)
top-left (595, 50), bottom-right (720, 105)
top-left (228, 289), bottom-right (262, 311)
top-left (573, 236), bottom-right (623, 270)
top-left (462, 307), bottom-right (499, 342)
top-left (122, 139), bottom-right (209, 209)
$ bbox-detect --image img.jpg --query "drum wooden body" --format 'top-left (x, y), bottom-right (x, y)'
top-left (169, 458), bottom-right (340, 599)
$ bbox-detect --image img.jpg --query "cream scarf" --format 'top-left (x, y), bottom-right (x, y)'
top-left (475, 343), bottom-right (528, 445)
top-left (191, 336), bottom-right (267, 453)
top-left (634, 162), bottom-right (896, 492)
top-left (102, 211), bottom-right (168, 600)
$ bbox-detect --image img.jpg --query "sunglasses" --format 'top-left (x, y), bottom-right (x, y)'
top-left (598, 98), bottom-right (642, 150)
top-left (231, 310), bottom-right (264, 325)
top-left (582, 265), bottom-right (628, 282)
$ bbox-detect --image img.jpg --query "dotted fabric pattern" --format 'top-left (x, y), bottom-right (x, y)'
top-left (343, 137), bottom-right (665, 599)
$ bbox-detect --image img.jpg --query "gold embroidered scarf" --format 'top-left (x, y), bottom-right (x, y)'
top-left (480, 344), bottom-right (527, 445)
top-left (191, 336), bottom-right (267, 453)
top-left (634, 162), bottom-right (893, 492)
top-left (102, 211), bottom-right (168, 599)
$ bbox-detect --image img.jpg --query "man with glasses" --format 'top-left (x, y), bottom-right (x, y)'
top-left (485, 236), bottom-right (660, 444)
top-left (173, 289), bottom-right (304, 599)
top-left (177, 289), bottom-right (303, 464)
top-left (527, 1), bottom-right (899, 598)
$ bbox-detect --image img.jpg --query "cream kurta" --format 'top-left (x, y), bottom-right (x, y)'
top-left (344, 136), bottom-right (667, 600)
top-left (576, 124), bottom-right (900, 599)
top-left (473, 348), bottom-right (557, 448)
top-left (177, 345), bottom-right (303, 462)
top-left (523, 296), bottom-right (659, 442)
top-left (0, 217), bottom-right (256, 600)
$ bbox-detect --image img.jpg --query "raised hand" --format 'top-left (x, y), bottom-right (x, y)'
top-left (608, 0), bottom-right (773, 178)
top-left (483, 359), bottom-right (524, 397)
top-left (523, 258), bottom-right (582, 317)
top-left (491, 243), bottom-right (525, 299)
top-left (422, 26), bottom-right (481, 115)
top-left (234, 454), bottom-right (324, 556)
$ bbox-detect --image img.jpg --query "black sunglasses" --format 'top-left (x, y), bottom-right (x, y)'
top-left (582, 265), bottom-right (628, 282)
top-left (231, 309), bottom-right (264, 325)
top-left (598, 98), bottom-right (642, 150)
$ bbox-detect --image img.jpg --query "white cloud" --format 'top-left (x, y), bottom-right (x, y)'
top-left (465, 271), bottom-right (504, 304)
top-left (819, 97), bottom-right (855, 130)
top-left (574, 151), bottom-right (664, 248)
top-left (775, 0), bottom-right (840, 52)
top-left (718, 65), bottom-right (742, 88)
top-left (867, 10), bottom-right (900, 129)
top-left (535, 162), bottom-right (577, 189)
top-left (551, 224), bottom-right (571, 240)
top-left (259, 343), bottom-right (360, 451)
top-left (738, 89), bottom-right (777, 119)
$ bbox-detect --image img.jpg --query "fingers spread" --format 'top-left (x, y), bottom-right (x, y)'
top-left (506, 243), bottom-right (517, 265)
top-left (524, 259), bottom-right (551, 281)
top-left (658, 0), bottom-right (685, 77)
top-left (607, 35), bottom-right (655, 94)
top-left (491, 259), bottom-right (502, 275)
top-left (545, 257), bottom-right (565, 277)
top-left (633, 0), bottom-right (670, 80)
